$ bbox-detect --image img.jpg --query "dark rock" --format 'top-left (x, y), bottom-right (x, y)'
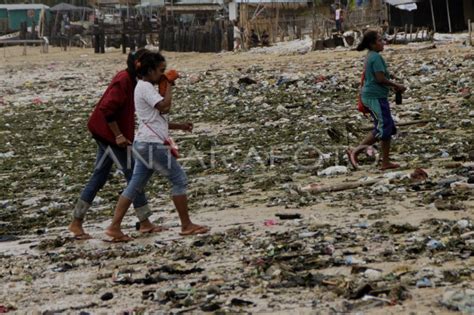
top-left (200, 302), bottom-right (221, 312)
top-left (100, 292), bottom-right (114, 301)
top-left (231, 298), bottom-right (255, 306)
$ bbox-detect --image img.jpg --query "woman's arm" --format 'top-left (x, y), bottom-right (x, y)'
top-left (107, 121), bottom-right (131, 147)
top-left (154, 82), bottom-right (172, 113)
top-left (375, 72), bottom-right (406, 92)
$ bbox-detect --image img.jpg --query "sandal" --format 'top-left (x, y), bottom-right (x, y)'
top-left (179, 226), bottom-right (209, 236)
top-left (103, 234), bottom-right (133, 243)
top-left (73, 233), bottom-right (92, 240)
top-left (140, 226), bottom-right (169, 234)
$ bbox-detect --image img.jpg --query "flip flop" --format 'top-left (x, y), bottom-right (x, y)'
top-left (103, 234), bottom-right (133, 243)
top-left (73, 233), bottom-right (92, 240)
top-left (140, 226), bottom-right (169, 234)
top-left (179, 226), bottom-right (209, 236)
top-left (380, 163), bottom-right (400, 171)
top-left (346, 149), bottom-right (359, 170)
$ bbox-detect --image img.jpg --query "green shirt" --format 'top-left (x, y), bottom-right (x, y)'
top-left (361, 51), bottom-right (390, 99)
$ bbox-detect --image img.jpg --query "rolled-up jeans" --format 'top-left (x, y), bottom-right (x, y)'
top-left (121, 141), bottom-right (188, 203)
top-left (74, 139), bottom-right (152, 221)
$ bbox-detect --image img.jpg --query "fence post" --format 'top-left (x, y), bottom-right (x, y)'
top-left (469, 19), bottom-right (472, 46)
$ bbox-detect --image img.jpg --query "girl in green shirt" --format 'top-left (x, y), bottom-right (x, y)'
top-left (348, 30), bottom-right (406, 171)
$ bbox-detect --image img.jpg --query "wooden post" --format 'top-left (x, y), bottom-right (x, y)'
top-left (429, 0), bottom-right (436, 33)
top-left (409, 24), bottom-right (413, 41)
top-left (446, 0), bottom-right (452, 33)
top-left (415, 27), bottom-right (419, 40)
top-left (469, 20), bottom-right (472, 46)
top-left (393, 27), bottom-right (398, 44)
top-left (275, 5), bottom-right (279, 43)
top-left (404, 24), bottom-right (408, 42)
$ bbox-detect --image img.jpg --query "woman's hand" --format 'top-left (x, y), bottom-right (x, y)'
top-left (181, 123), bottom-right (193, 132)
top-left (394, 84), bottom-right (407, 93)
top-left (115, 134), bottom-right (131, 147)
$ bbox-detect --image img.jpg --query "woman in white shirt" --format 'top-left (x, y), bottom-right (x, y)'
top-left (105, 51), bottom-right (209, 242)
top-left (233, 20), bottom-right (242, 51)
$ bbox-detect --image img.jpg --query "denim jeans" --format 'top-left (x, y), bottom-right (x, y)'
top-left (74, 139), bottom-right (151, 221)
top-left (121, 141), bottom-right (188, 202)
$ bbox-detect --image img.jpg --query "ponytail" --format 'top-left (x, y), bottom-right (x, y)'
top-left (126, 48), bottom-right (150, 81)
top-left (356, 30), bottom-right (379, 51)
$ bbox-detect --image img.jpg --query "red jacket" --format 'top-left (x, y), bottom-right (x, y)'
top-left (87, 70), bottom-right (136, 145)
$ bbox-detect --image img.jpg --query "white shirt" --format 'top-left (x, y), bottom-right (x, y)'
top-left (335, 9), bottom-right (341, 20)
top-left (134, 80), bottom-right (168, 143)
top-left (233, 26), bottom-right (241, 40)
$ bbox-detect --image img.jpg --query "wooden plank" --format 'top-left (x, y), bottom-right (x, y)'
top-left (302, 179), bottom-right (380, 194)
top-left (362, 119), bottom-right (434, 131)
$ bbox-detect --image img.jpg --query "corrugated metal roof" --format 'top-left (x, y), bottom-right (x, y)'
top-left (0, 4), bottom-right (50, 10)
top-left (384, 0), bottom-right (418, 5)
top-left (235, 0), bottom-right (308, 3)
top-left (165, 3), bottom-right (221, 11)
top-left (175, 0), bottom-right (223, 3)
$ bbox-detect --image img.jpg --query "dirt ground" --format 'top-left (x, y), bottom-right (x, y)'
top-left (0, 41), bottom-right (473, 314)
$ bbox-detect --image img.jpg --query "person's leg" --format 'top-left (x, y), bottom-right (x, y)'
top-left (153, 145), bottom-right (208, 235)
top-left (105, 143), bottom-right (154, 240)
top-left (69, 140), bottom-right (114, 238)
top-left (353, 132), bottom-right (377, 156)
top-left (379, 99), bottom-right (399, 170)
top-left (115, 145), bottom-right (163, 233)
top-left (348, 98), bottom-right (388, 169)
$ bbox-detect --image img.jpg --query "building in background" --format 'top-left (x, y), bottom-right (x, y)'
top-left (0, 4), bottom-right (50, 34)
top-left (386, 0), bottom-right (474, 33)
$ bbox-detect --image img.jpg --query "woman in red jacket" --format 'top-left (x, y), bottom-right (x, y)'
top-left (69, 49), bottom-right (164, 239)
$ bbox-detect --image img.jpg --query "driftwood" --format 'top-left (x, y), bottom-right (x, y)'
top-left (362, 119), bottom-right (434, 132)
top-left (302, 179), bottom-right (380, 193)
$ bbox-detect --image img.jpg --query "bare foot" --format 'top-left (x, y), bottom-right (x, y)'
top-left (380, 162), bottom-right (400, 171)
top-left (138, 220), bottom-right (169, 234)
top-left (346, 149), bottom-right (359, 170)
top-left (68, 219), bottom-right (92, 240)
top-left (105, 226), bottom-right (132, 242)
top-left (180, 223), bottom-right (209, 236)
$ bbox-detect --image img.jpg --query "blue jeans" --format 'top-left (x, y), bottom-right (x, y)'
top-left (74, 139), bottom-right (151, 221)
top-left (122, 142), bottom-right (188, 202)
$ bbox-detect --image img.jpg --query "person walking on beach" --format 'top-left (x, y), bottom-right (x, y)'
top-left (68, 49), bottom-right (165, 240)
top-left (347, 30), bottom-right (406, 171)
top-left (233, 20), bottom-right (242, 51)
top-left (105, 51), bottom-right (209, 242)
top-left (335, 4), bottom-right (343, 33)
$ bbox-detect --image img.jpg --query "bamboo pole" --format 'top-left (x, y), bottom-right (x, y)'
top-left (469, 20), bottom-right (472, 46)
top-left (429, 0), bottom-right (436, 33)
top-left (445, 0), bottom-right (452, 33)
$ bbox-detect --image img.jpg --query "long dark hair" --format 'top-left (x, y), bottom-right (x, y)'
top-left (126, 48), bottom-right (149, 81)
top-left (356, 30), bottom-right (379, 51)
top-left (135, 51), bottom-right (166, 79)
